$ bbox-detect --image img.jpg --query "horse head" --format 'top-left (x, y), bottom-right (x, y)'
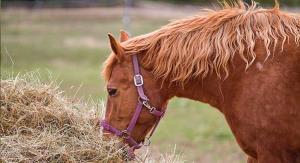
top-left (101, 31), bottom-right (169, 159)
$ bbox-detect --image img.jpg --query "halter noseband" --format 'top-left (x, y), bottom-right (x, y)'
top-left (100, 54), bottom-right (165, 159)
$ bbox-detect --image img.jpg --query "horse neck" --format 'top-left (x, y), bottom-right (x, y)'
top-left (166, 75), bottom-right (225, 111)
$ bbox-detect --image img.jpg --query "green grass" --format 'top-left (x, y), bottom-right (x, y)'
top-left (1, 8), bottom-right (244, 162)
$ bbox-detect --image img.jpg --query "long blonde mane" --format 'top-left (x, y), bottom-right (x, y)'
top-left (104, 1), bottom-right (300, 84)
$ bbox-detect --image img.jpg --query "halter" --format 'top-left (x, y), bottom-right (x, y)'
top-left (100, 54), bottom-right (165, 159)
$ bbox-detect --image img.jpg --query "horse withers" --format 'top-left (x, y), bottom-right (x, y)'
top-left (101, 1), bottom-right (300, 162)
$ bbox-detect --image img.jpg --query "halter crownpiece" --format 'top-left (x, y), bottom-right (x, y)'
top-left (100, 54), bottom-right (165, 160)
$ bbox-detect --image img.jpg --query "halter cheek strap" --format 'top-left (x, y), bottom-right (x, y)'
top-left (100, 54), bottom-right (165, 160)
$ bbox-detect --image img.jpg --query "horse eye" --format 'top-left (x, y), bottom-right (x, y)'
top-left (107, 88), bottom-right (118, 96)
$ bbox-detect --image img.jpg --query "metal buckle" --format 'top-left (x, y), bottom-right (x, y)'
top-left (122, 130), bottom-right (130, 139)
top-left (134, 74), bottom-right (143, 86)
top-left (142, 100), bottom-right (156, 113)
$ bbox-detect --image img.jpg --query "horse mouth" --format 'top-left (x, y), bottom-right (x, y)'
top-left (102, 132), bottom-right (136, 160)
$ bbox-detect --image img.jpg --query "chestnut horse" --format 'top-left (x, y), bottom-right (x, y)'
top-left (101, 1), bottom-right (300, 162)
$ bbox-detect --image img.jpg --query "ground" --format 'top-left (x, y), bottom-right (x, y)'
top-left (0, 2), bottom-right (272, 162)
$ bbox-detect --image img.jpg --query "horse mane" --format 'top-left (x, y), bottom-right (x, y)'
top-left (103, 1), bottom-right (300, 84)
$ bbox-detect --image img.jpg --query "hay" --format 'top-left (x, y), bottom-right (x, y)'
top-left (0, 72), bottom-right (183, 163)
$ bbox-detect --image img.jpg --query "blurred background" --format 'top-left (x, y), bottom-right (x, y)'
top-left (1, 0), bottom-right (299, 162)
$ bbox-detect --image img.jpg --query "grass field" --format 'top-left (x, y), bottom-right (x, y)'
top-left (1, 4), bottom-right (245, 162)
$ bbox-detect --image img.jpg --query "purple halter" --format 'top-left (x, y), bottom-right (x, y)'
top-left (100, 54), bottom-right (165, 159)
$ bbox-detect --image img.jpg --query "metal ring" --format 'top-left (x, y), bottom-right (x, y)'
top-left (138, 97), bottom-right (143, 104)
top-left (122, 130), bottom-right (130, 139)
top-left (138, 96), bottom-right (148, 104)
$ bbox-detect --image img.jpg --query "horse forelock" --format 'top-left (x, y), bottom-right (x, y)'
top-left (103, 0), bottom-right (300, 84)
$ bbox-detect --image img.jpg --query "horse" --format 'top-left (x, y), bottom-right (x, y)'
top-left (101, 1), bottom-right (300, 162)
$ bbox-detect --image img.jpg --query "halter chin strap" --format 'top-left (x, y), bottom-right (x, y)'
top-left (100, 54), bottom-right (165, 160)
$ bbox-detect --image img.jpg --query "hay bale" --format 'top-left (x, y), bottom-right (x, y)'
top-left (0, 73), bottom-right (126, 162)
top-left (0, 73), bottom-right (183, 163)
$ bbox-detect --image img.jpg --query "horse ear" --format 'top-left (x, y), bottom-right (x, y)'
top-left (119, 30), bottom-right (129, 42)
top-left (108, 33), bottom-right (124, 60)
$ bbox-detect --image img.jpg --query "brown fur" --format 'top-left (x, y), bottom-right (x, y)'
top-left (102, 1), bottom-right (300, 162)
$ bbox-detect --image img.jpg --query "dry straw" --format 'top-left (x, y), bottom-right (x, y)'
top-left (0, 72), bottom-right (183, 163)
